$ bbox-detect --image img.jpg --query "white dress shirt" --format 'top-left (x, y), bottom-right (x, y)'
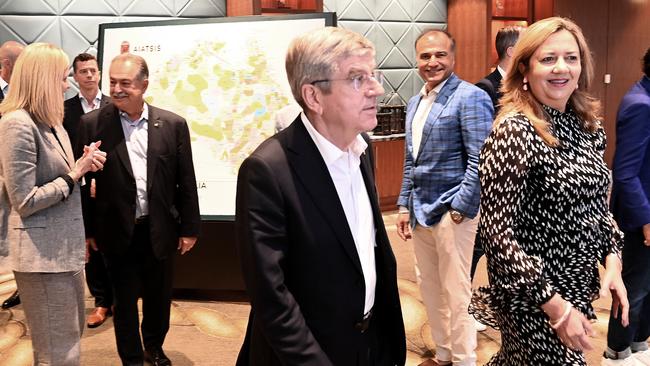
top-left (497, 65), bottom-right (507, 78)
top-left (1, 77), bottom-right (9, 97)
top-left (301, 113), bottom-right (377, 315)
top-left (411, 78), bottom-right (449, 159)
top-left (119, 103), bottom-right (149, 219)
top-left (79, 90), bottom-right (103, 113)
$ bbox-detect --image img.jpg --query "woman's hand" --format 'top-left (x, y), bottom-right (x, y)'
top-left (542, 294), bottom-right (593, 351)
top-left (69, 141), bottom-right (106, 181)
top-left (554, 307), bottom-right (594, 352)
top-left (602, 253), bottom-right (630, 327)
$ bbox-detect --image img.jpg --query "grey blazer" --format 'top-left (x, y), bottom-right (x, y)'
top-left (0, 109), bottom-right (85, 272)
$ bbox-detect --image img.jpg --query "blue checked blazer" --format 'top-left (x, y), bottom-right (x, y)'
top-left (397, 73), bottom-right (493, 227)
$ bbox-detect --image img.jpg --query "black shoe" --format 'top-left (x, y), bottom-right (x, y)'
top-left (144, 348), bottom-right (171, 366)
top-left (1, 291), bottom-right (20, 309)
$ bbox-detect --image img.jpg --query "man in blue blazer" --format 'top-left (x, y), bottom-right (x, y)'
top-left (396, 29), bottom-right (493, 366)
top-left (604, 47), bottom-right (650, 365)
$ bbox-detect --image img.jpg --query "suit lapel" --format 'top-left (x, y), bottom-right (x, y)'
top-left (641, 76), bottom-right (650, 94)
top-left (491, 70), bottom-right (503, 99)
top-left (146, 104), bottom-right (163, 193)
top-left (58, 125), bottom-right (76, 167)
top-left (71, 95), bottom-right (83, 119)
top-left (100, 105), bottom-right (134, 178)
top-left (405, 96), bottom-right (421, 160)
top-left (40, 123), bottom-right (72, 168)
top-left (359, 151), bottom-right (382, 232)
top-left (286, 121), bottom-right (364, 275)
top-left (416, 73), bottom-right (461, 163)
top-left (100, 95), bottom-right (111, 107)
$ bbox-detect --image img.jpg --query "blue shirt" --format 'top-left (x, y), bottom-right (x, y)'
top-left (119, 104), bottom-right (149, 219)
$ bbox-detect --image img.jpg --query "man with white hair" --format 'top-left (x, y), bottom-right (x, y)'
top-left (235, 27), bottom-right (406, 366)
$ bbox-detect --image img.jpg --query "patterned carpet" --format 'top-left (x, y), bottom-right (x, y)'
top-left (0, 212), bottom-right (635, 365)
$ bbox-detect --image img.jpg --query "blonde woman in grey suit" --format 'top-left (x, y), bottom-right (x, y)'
top-left (0, 43), bottom-right (106, 365)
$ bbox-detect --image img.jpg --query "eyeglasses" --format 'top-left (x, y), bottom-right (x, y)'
top-left (310, 70), bottom-right (384, 92)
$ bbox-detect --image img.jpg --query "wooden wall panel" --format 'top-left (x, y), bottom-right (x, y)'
top-left (373, 138), bottom-right (406, 211)
top-left (533, 0), bottom-right (553, 21)
top-left (447, 0), bottom-right (490, 83)
top-left (604, 0), bottom-right (650, 165)
top-left (492, 0), bottom-right (529, 18)
top-left (227, 1), bottom-right (259, 16)
top-left (554, 0), bottom-right (611, 162)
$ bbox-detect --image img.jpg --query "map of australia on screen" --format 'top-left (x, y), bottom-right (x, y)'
top-left (99, 15), bottom-right (333, 218)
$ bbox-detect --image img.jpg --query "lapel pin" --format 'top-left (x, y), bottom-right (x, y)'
top-left (154, 122), bottom-right (159, 127)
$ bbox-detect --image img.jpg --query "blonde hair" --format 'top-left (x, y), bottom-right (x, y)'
top-left (497, 17), bottom-right (600, 146)
top-left (286, 27), bottom-right (375, 108)
top-left (0, 43), bottom-right (69, 126)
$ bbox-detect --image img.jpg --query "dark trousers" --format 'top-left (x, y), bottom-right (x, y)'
top-left (607, 229), bottom-right (650, 352)
top-left (104, 222), bottom-right (175, 365)
top-left (85, 247), bottom-right (113, 308)
top-left (470, 231), bottom-right (483, 281)
top-left (357, 315), bottom-right (391, 366)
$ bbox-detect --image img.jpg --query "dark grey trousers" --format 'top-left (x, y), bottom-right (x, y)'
top-left (15, 269), bottom-right (85, 366)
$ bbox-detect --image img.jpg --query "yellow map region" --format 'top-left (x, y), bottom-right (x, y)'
top-left (145, 40), bottom-right (290, 173)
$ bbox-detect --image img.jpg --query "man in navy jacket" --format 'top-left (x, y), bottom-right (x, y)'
top-left (604, 47), bottom-right (650, 365)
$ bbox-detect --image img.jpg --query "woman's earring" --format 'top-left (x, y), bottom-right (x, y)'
top-left (523, 77), bottom-right (528, 91)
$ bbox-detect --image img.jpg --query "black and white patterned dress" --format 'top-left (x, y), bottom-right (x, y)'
top-left (470, 105), bottom-right (623, 365)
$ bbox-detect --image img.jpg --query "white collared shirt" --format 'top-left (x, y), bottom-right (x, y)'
top-left (497, 65), bottom-right (507, 78)
top-left (301, 113), bottom-right (377, 315)
top-left (119, 103), bottom-right (149, 219)
top-left (411, 77), bottom-right (449, 159)
top-left (79, 90), bottom-right (103, 114)
top-left (0, 76), bottom-right (9, 96)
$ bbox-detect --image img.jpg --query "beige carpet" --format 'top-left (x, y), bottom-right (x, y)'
top-left (0, 212), bottom-right (637, 365)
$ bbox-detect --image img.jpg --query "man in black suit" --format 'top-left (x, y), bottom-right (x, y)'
top-left (471, 26), bottom-right (522, 332)
top-left (64, 53), bottom-right (111, 149)
top-left (475, 26), bottom-right (523, 115)
top-left (63, 52), bottom-right (113, 328)
top-left (235, 27), bottom-right (406, 366)
top-left (0, 40), bottom-right (24, 310)
top-left (77, 53), bottom-right (200, 366)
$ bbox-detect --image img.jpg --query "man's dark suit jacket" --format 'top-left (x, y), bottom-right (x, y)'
top-left (476, 68), bottom-right (503, 113)
top-left (63, 94), bottom-right (111, 154)
top-left (76, 103), bottom-right (200, 260)
top-left (235, 117), bottom-right (406, 366)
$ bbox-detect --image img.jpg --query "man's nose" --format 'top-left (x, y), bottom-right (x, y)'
top-left (366, 78), bottom-right (384, 96)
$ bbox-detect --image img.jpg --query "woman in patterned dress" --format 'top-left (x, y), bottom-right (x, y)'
top-left (471, 17), bottom-right (630, 365)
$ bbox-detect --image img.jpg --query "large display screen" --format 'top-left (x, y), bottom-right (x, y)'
top-left (98, 13), bottom-right (336, 220)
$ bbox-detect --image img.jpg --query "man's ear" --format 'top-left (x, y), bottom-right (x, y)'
top-left (301, 84), bottom-right (323, 115)
top-left (506, 46), bottom-right (515, 58)
top-left (141, 78), bottom-right (149, 94)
